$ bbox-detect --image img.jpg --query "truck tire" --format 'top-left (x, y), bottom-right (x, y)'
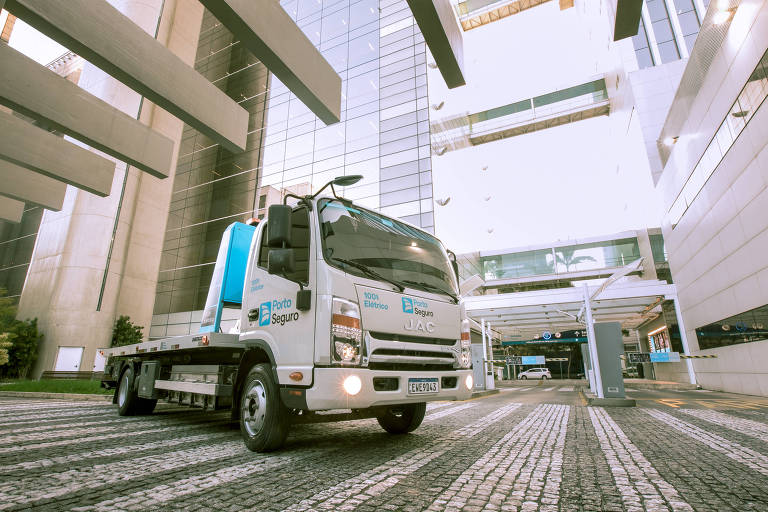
top-left (239, 363), bottom-right (289, 452)
top-left (377, 402), bottom-right (426, 434)
top-left (117, 366), bottom-right (139, 416)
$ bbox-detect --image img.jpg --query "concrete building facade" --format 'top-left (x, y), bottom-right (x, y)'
top-left (653, 0), bottom-right (768, 395)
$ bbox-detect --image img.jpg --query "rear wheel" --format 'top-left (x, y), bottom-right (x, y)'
top-left (117, 366), bottom-right (139, 416)
top-left (117, 366), bottom-right (157, 416)
top-left (239, 364), bottom-right (290, 452)
top-left (377, 403), bottom-right (426, 434)
top-left (521, 375), bottom-right (527, 380)
top-left (542, 375), bottom-right (548, 380)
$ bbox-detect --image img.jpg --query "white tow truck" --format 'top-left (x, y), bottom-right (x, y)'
top-left (101, 175), bottom-right (473, 452)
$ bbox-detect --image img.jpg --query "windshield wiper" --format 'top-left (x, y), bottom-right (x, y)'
top-left (399, 279), bottom-right (459, 303)
top-left (329, 257), bottom-right (404, 292)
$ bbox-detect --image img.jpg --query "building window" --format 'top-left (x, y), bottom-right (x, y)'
top-left (632, 17), bottom-right (655, 69)
top-left (647, 0), bottom-right (680, 63)
top-left (258, 194), bottom-right (267, 209)
top-left (696, 303), bottom-right (768, 350)
top-left (673, 0), bottom-right (701, 53)
top-left (669, 49), bottom-right (768, 227)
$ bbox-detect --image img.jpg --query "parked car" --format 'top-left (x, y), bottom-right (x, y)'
top-left (518, 368), bottom-right (552, 380)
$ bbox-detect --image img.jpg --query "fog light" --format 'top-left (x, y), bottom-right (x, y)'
top-left (343, 375), bottom-right (362, 395)
top-left (465, 374), bottom-right (473, 390)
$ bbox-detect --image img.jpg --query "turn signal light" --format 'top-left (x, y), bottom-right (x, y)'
top-left (289, 372), bottom-right (303, 381)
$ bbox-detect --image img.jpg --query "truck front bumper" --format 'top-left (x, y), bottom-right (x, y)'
top-left (304, 368), bottom-right (473, 410)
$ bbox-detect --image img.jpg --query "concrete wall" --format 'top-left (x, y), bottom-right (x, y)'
top-left (18, 0), bottom-right (205, 377)
top-left (656, 0), bottom-right (768, 395)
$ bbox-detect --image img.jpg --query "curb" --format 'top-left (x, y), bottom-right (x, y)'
top-left (623, 382), bottom-right (697, 391)
top-left (470, 389), bottom-right (500, 399)
top-left (0, 391), bottom-right (113, 401)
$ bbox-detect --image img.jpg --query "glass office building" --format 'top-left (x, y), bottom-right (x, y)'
top-left (151, 0), bottom-right (435, 331)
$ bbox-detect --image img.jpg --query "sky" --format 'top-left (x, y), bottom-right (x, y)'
top-left (4, 12), bottom-right (68, 64)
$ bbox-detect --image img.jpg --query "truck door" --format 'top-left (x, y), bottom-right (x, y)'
top-left (242, 206), bottom-right (315, 386)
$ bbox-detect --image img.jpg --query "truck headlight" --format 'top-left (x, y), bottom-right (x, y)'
top-left (459, 318), bottom-right (471, 368)
top-left (332, 297), bottom-right (362, 365)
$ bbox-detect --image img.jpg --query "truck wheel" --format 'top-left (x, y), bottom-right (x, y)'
top-left (239, 364), bottom-right (289, 452)
top-left (377, 403), bottom-right (426, 434)
top-left (117, 366), bottom-right (139, 416)
top-left (136, 398), bottom-right (157, 415)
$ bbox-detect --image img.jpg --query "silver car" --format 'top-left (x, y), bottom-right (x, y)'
top-left (518, 367), bottom-right (552, 380)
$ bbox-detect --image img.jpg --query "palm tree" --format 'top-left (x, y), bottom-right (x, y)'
top-left (555, 247), bottom-right (596, 272)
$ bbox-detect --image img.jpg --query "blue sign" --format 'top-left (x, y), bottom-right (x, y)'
top-left (402, 297), bottom-right (414, 313)
top-left (649, 352), bottom-right (680, 363)
top-left (542, 331), bottom-right (552, 340)
top-left (521, 355), bottom-right (546, 365)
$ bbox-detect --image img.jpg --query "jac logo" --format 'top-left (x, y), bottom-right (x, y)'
top-left (405, 318), bottom-right (435, 333)
top-left (259, 301), bottom-right (271, 326)
top-left (402, 297), bottom-right (414, 313)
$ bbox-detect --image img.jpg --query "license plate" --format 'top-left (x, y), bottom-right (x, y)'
top-left (407, 378), bottom-right (439, 395)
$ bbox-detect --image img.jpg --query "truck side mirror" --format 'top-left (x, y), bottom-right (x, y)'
top-left (268, 204), bottom-right (292, 248)
top-left (447, 249), bottom-right (459, 282)
top-left (268, 248), bottom-right (295, 275)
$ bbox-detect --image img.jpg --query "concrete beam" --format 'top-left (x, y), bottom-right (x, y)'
top-left (0, 110), bottom-right (115, 197)
top-left (0, 160), bottom-right (67, 211)
top-left (5, 0), bottom-right (248, 153)
top-left (0, 44), bottom-right (174, 179)
top-left (198, 0), bottom-right (341, 125)
top-left (406, 0), bottom-right (466, 88)
top-left (613, 0), bottom-right (643, 40)
top-left (0, 196), bottom-right (24, 223)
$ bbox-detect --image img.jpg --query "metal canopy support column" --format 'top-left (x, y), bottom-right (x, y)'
top-left (669, 295), bottom-right (697, 385)
top-left (583, 284), bottom-right (604, 398)
top-left (480, 318), bottom-right (488, 390)
top-left (486, 322), bottom-right (495, 390)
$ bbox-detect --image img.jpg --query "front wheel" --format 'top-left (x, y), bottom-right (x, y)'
top-left (117, 366), bottom-right (139, 416)
top-left (542, 376), bottom-right (548, 380)
top-left (239, 364), bottom-right (290, 452)
top-left (377, 403), bottom-right (426, 434)
top-left (521, 376), bottom-right (527, 380)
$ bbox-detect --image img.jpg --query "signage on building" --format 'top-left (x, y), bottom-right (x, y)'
top-left (627, 352), bottom-right (651, 363)
top-left (650, 352), bottom-right (680, 363)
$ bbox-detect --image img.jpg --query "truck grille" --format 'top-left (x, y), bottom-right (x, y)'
top-left (368, 331), bottom-right (456, 346)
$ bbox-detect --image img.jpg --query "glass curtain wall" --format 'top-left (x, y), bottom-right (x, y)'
top-left (0, 207), bottom-right (43, 302)
top-left (258, 0), bottom-right (434, 231)
top-left (153, 11), bottom-right (270, 317)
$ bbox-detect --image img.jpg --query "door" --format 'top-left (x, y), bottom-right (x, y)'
top-left (242, 206), bottom-right (316, 386)
top-left (92, 350), bottom-right (106, 372)
top-left (54, 346), bottom-right (84, 371)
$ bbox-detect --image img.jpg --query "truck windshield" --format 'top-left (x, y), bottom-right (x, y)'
top-left (318, 199), bottom-right (459, 299)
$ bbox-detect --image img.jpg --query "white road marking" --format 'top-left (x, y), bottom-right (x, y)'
top-left (0, 439), bottom-right (246, 508)
top-left (0, 432), bottom-right (223, 474)
top-left (71, 450), bottom-right (323, 512)
top-left (425, 402), bottom-right (452, 411)
top-left (679, 409), bottom-right (768, 443)
top-left (542, 386), bottom-right (555, 391)
top-left (589, 407), bottom-right (693, 511)
top-left (558, 386), bottom-right (574, 392)
top-left (282, 402), bottom-right (524, 511)
top-left (424, 402), bottom-right (476, 421)
top-left (428, 404), bottom-right (569, 511)
top-left (0, 418), bottom-right (230, 454)
top-left (644, 409), bottom-right (768, 476)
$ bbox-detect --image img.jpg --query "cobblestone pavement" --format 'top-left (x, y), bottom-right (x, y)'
top-left (1, 388), bottom-right (768, 511)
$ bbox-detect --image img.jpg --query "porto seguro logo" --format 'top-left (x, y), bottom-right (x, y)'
top-left (402, 297), bottom-right (433, 318)
top-left (401, 297), bottom-right (414, 313)
top-left (259, 301), bottom-right (272, 326)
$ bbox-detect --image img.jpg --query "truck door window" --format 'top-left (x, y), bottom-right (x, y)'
top-left (257, 207), bottom-right (310, 284)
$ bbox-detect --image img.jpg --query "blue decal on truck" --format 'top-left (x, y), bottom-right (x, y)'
top-left (259, 301), bottom-right (272, 326)
top-left (402, 297), bottom-right (413, 313)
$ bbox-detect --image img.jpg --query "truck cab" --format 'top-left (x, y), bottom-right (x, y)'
top-left (102, 176), bottom-right (472, 452)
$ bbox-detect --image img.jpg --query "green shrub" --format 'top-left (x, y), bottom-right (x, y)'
top-left (111, 315), bottom-right (144, 347)
top-left (0, 289), bottom-right (41, 379)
